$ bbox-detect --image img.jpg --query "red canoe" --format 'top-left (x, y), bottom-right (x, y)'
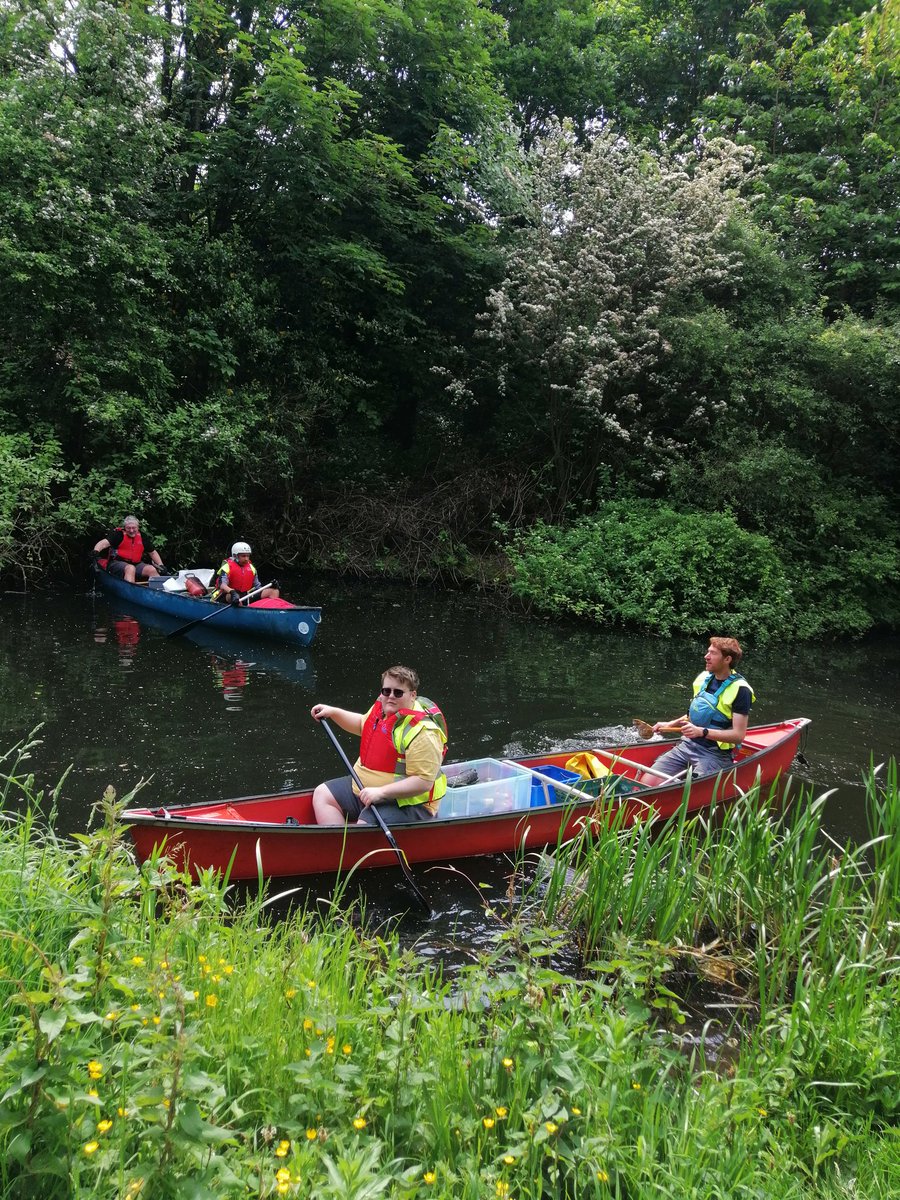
top-left (123, 719), bottom-right (810, 881)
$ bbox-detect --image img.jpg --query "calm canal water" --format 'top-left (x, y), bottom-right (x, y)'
top-left (1, 574), bottom-right (898, 953)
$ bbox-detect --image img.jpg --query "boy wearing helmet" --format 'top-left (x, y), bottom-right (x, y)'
top-left (212, 541), bottom-right (280, 605)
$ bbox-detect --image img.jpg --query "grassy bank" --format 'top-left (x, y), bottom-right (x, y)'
top-left (0, 739), bottom-right (897, 1199)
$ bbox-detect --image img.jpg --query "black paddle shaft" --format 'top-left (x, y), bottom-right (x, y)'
top-left (166, 580), bottom-right (273, 639)
top-left (318, 717), bottom-right (432, 916)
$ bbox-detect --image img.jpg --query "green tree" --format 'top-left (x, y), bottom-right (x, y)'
top-left (703, 0), bottom-right (900, 314)
top-left (477, 124), bottom-right (751, 513)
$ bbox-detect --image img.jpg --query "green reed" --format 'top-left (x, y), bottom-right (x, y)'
top-left (0, 750), bottom-right (896, 1199)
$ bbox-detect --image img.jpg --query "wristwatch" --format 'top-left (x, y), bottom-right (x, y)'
top-left (702, 727), bottom-right (709, 739)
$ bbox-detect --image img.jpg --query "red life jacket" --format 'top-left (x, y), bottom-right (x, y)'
top-left (218, 558), bottom-right (257, 593)
top-left (358, 697), bottom-right (449, 806)
top-left (111, 528), bottom-right (145, 565)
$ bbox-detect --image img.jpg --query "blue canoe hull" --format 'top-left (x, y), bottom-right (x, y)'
top-left (92, 567), bottom-right (321, 647)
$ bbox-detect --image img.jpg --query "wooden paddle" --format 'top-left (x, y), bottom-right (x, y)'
top-left (166, 580), bottom-right (272, 639)
top-left (633, 718), bottom-right (685, 739)
top-left (318, 717), bottom-right (432, 917)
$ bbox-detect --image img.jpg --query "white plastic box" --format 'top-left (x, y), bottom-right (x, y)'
top-left (440, 758), bottom-right (532, 818)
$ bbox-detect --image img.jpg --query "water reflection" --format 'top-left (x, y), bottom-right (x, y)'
top-left (93, 614), bottom-right (142, 668)
top-left (209, 653), bottom-right (251, 708)
top-left (94, 595), bottom-right (316, 694)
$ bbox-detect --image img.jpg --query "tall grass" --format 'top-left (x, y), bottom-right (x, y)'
top-left (0, 741), bottom-right (897, 1198)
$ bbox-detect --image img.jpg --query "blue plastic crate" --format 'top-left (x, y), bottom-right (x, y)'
top-left (529, 764), bottom-right (584, 806)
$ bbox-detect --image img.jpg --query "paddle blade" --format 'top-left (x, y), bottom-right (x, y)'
top-left (633, 718), bottom-right (684, 738)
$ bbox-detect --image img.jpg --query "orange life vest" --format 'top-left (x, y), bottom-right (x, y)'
top-left (358, 697), bottom-right (448, 807)
top-left (100, 527), bottom-right (145, 569)
top-left (216, 558), bottom-right (258, 594)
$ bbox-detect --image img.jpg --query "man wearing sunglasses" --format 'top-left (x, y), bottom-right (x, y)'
top-left (310, 666), bottom-right (448, 826)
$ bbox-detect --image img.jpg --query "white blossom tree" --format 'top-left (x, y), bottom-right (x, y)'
top-left (480, 124), bottom-right (754, 509)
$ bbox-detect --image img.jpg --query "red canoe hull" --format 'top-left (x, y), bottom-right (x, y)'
top-left (123, 720), bottom-right (810, 881)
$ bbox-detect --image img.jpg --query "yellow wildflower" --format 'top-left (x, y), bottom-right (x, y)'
top-left (105, 1011), bottom-right (119, 1021)
top-left (496, 1183), bottom-right (510, 1197)
top-left (274, 1145), bottom-right (288, 1159)
top-left (83, 1141), bottom-right (99, 1155)
top-left (342, 1044), bottom-right (352, 1055)
top-left (352, 1117), bottom-right (367, 1130)
top-left (502, 1057), bottom-right (514, 1068)
top-left (483, 1117), bottom-right (496, 1129)
top-left (307, 980), bottom-right (317, 989)
top-left (758, 1108), bottom-right (768, 1118)
top-left (160, 961), bottom-right (169, 969)
top-left (97, 1119), bottom-right (113, 1133)
top-left (130, 1004), bottom-right (141, 1012)
top-left (303, 1018), bottom-right (313, 1031)
top-left (130, 955), bottom-right (145, 966)
top-left (631, 1082), bottom-right (641, 1091)
top-left (224, 965), bottom-right (234, 975)
top-left (571, 1106), bottom-right (581, 1115)
top-left (161, 1099), bottom-right (170, 1110)
top-left (276, 1187), bottom-right (289, 1197)
top-left (198, 955), bottom-right (207, 963)
top-left (306, 1129), bottom-right (317, 1141)
top-left (152, 1016), bottom-right (161, 1025)
top-left (503, 1155), bottom-right (516, 1165)
top-left (117, 1107), bottom-right (129, 1118)
top-left (278, 1139), bottom-right (290, 1151)
top-left (276, 1168), bottom-right (291, 1183)
top-left (495, 1106), bottom-right (508, 1118)
top-left (597, 1169), bottom-right (609, 1183)
top-left (424, 1171), bottom-right (436, 1184)
top-left (205, 994), bottom-right (218, 1008)
top-left (285, 988), bottom-right (297, 1000)
top-left (88, 1088), bottom-right (99, 1099)
top-left (87, 1060), bottom-right (103, 1079)
top-left (545, 1121), bottom-right (558, 1134)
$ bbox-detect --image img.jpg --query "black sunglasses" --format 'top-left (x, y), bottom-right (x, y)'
top-left (380, 686), bottom-right (407, 698)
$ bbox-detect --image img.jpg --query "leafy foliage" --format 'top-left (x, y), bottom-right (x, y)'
top-left (478, 126), bottom-right (753, 512)
top-left (0, 0), bottom-right (896, 636)
top-left (505, 501), bottom-right (795, 640)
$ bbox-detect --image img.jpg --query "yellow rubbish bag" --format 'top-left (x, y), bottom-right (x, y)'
top-left (565, 752), bottom-right (609, 780)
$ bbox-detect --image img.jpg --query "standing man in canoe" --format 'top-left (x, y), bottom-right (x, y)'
top-left (93, 516), bottom-right (166, 583)
top-left (210, 542), bottom-right (280, 604)
top-left (647, 637), bottom-right (755, 781)
top-left (310, 665), bottom-right (448, 826)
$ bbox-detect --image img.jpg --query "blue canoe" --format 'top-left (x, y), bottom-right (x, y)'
top-left (92, 566), bottom-right (322, 648)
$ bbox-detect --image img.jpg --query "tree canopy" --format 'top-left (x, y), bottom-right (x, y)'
top-left (1, 0), bottom-right (897, 638)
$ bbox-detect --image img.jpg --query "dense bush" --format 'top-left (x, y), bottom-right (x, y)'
top-left (506, 502), bottom-right (798, 641)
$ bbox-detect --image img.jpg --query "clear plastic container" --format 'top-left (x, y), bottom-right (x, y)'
top-left (440, 758), bottom-right (532, 818)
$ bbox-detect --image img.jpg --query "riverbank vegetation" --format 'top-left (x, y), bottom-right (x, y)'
top-left (1, 1), bottom-right (898, 639)
top-left (0, 737), bottom-right (897, 1197)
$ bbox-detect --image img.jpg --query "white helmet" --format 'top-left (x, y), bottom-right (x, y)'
top-left (231, 541), bottom-right (252, 556)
